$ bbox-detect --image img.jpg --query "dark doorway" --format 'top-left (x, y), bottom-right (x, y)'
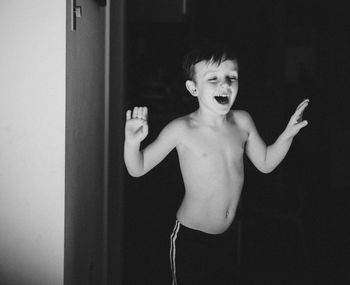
top-left (110, 1), bottom-right (350, 284)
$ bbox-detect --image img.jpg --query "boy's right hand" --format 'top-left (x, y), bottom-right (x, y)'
top-left (125, 106), bottom-right (149, 146)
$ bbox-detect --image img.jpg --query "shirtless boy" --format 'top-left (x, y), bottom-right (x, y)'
top-left (124, 43), bottom-right (309, 284)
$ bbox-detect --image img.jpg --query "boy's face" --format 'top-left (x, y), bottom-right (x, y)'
top-left (186, 59), bottom-right (239, 116)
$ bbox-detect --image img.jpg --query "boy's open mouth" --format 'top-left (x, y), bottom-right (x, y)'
top-left (214, 95), bottom-right (229, 105)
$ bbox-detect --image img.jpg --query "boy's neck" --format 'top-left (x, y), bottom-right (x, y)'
top-left (194, 108), bottom-right (229, 127)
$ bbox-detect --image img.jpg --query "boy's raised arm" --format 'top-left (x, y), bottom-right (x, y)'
top-left (243, 99), bottom-right (309, 173)
top-left (124, 106), bottom-right (180, 177)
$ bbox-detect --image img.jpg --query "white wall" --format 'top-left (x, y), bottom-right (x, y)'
top-left (0, 1), bottom-right (66, 284)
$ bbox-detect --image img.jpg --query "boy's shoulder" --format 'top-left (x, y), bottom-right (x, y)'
top-left (162, 113), bottom-right (200, 138)
top-left (230, 109), bottom-right (252, 121)
top-left (229, 109), bottom-right (254, 130)
top-left (162, 114), bottom-right (191, 134)
top-left (167, 113), bottom-right (196, 128)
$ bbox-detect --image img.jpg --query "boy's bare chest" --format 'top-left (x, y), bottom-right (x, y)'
top-left (179, 125), bottom-right (247, 159)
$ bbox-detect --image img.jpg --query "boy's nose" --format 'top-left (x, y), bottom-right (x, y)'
top-left (219, 81), bottom-right (230, 90)
top-left (218, 86), bottom-right (232, 96)
top-left (220, 79), bottom-right (231, 87)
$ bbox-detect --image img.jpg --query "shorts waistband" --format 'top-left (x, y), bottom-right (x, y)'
top-left (174, 220), bottom-right (238, 245)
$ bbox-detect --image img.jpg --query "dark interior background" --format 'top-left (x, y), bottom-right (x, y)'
top-left (121, 0), bottom-right (350, 284)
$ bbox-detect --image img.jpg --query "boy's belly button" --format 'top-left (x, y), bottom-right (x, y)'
top-left (225, 210), bottom-right (230, 218)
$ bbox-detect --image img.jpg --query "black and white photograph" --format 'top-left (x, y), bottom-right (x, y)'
top-left (1, 0), bottom-right (349, 284)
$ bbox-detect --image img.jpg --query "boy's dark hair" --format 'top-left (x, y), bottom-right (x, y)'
top-left (183, 41), bottom-right (238, 81)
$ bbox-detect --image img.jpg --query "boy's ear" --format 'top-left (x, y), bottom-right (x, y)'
top-left (185, 80), bottom-right (197, 97)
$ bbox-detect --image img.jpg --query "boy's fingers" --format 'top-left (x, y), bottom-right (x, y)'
top-left (293, 100), bottom-right (309, 122)
top-left (143, 107), bottom-right (148, 120)
top-left (137, 107), bottom-right (143, 119)
top-left (130, 106), bottom-right (148, 120)
top-left (296, 99), bottom-right (310, 111)
top-left (296, 100), bottom-right (309, 113)
top-left (135, 106), bottom-right (147, 120)
top-left (126, 110), bottom-right (131, 120)
top-left (133, 107), bottom-right (138, 118)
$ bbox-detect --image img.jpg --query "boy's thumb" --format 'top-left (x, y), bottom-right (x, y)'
top-left (299, 120), bottom-right (308, 128)
top-left (143, 123), bottom-right (149, 133)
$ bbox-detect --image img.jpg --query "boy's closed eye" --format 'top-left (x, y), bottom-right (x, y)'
top-left (208, 76), bottom-right (238, 84)
top-left (227, 76), bottom-right (238, 82)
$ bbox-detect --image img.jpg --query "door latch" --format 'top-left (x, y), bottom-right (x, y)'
top-left (71, 0), bottom-right (82, 31)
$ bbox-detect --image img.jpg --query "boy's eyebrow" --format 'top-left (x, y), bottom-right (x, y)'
top-left (202, 69), bottom-right (238, 76)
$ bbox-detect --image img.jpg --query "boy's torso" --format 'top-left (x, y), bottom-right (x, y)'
top-left (175, 110), bottom-right (248, 234)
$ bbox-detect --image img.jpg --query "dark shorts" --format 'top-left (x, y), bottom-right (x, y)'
top-left (169, 220), bottom-right (238, 285)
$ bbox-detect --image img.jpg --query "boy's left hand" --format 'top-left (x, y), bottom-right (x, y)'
top-left (284, 99), bottom-right (310, 139)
